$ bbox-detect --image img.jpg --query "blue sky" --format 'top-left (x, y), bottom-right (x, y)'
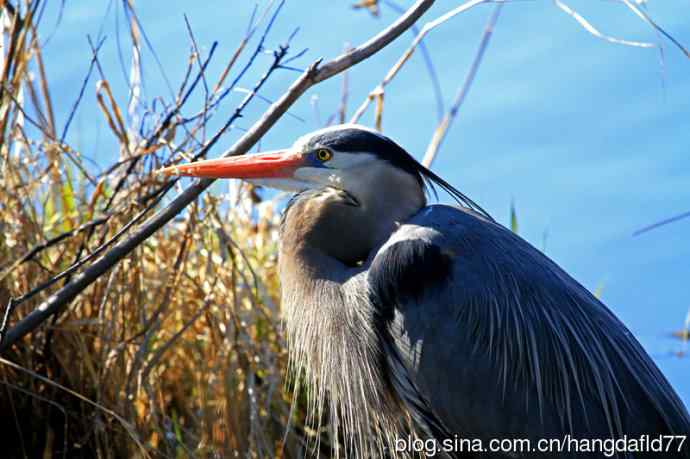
top-left (41, 1), bottom-right (689, 403)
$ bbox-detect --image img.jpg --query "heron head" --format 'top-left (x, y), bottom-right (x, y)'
top-left (159, 124), bottom-right (426, 199)
top-left (159, 124), bottom-right (492, 222)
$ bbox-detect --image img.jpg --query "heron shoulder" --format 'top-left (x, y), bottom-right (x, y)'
top-left (369, 204), bottom-right (514, 305)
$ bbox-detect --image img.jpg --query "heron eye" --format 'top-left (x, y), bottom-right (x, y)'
top-left (315, 149), bottom-right (332, 162)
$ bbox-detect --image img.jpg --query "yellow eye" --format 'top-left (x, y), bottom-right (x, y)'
top-left (315, 149), bottom-right (332, 162)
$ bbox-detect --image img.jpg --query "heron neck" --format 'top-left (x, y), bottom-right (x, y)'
top-left (276, 187), bottom-right (422, 454)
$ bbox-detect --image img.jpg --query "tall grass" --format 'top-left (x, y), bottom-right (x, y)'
top-left (0, 2), bottom-right (324, 457)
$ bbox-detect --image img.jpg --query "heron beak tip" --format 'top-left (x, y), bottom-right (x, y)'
top-left (156, 165), bottom-right (182, 177)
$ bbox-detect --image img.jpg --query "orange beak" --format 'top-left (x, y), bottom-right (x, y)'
top-left (157, 150), bottom-right (305, 179)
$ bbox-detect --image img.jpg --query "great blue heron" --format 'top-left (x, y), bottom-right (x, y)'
top-left (161, 125), bottom-right (690, 458)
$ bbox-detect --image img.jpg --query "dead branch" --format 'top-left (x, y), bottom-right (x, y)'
top-left (351, 0), bottom-right (488, 127)
top-left (422, 3), bottom-right (502, 168)
top-left (633, 210), bottom-right (690, 237)
top-left (554, 0), bottom-right (654, 49)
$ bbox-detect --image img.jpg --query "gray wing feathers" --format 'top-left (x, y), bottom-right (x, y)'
top-left (368, 205), bottom-right (690, 458)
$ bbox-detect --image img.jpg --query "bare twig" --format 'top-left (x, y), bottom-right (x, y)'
top-left (351, 0), bottom-right (487, 125)
top-left (183, 15), bottom-right (210, 134)
top-left (61, 36), bottom-right (106, 143)
top-left (121, 0), bottom-right (175, 96)
top-left (337, 47), bottom-right (351, 124)
top-left (0, 0), bottom-right (435, 352)
top-left (554, 0), bottom-right (654, 49)
top-left (633, 210), bottom-right (690, 236)
top-left (422, 3), bottom-right (502, 167)
top-left (0, 298), bottom-right (18, 345)
top-left (213, 1), bottom-right (277, 93)
top-left (619, 0), bottom-right (690, 58)
top-left (383, 0), bottom-right (444, 121)
top-left (183, 0), bottom-right (287, 124)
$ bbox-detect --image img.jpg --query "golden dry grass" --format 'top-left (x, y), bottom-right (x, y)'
top-left (0, 2), bottom-right (325, 457)
top-left (1, 185), bottom-right (314, 457)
